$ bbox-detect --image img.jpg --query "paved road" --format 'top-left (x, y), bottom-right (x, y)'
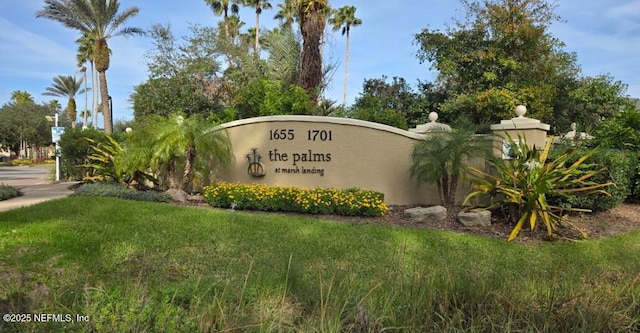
top-left (0, 166), bottom-right (77, 213)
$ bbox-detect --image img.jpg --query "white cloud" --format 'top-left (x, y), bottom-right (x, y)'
top-left (0, 18), bottom-right (76, 67)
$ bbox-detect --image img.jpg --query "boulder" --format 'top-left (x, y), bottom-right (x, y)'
top-left (457, 209), bottom-right (491, 227)
top-left (166, 188), bottom-right (188, 203)
top-left (404, 206), bottom-right (447, 223)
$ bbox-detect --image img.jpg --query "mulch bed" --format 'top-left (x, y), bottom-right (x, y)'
top-left (178, 195), bottom-right (640, 243)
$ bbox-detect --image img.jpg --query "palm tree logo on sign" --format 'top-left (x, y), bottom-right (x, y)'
top-left (246, 148), bottom-right (265, 177)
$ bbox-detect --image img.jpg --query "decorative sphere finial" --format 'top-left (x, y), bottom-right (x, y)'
top-left (428, 112), bottom-right (438, 123)
top-left (515, 105), bottom-right (527, 118)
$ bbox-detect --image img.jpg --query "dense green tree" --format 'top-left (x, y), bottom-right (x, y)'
top-left (233, 78), bottom-right (313, 118)
top-left (37, 0), bottom-right (144, 134)
top-left (133, 24), bottom-right (225, 120)
top-left (350, 76), bottom-right (427, 129)
top-left (329, 5), bottom-right (362, 106)
top-left (131, 76), bottom-right (222, 119)
top-left (0, 93), bottom-right (59, 157)
top-left (414, 0), bottom-right (578, 125)
top-left (42, 75), bottom-right (87, 128)
top-left (566, 74), bottom-right (633, 131)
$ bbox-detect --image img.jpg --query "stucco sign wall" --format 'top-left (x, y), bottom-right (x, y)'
top-left (218, 116), bottom-right (441, 205)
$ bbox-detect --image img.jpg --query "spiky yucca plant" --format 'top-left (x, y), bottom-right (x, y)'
top-left (464, 135), bottom-right (612, 241)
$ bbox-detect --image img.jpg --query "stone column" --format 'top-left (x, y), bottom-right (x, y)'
top-left (490, 105), bottom-right (550, 158)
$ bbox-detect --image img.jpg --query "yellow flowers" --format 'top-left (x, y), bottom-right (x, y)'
top-left (203, 182), bottom-right (388, 217)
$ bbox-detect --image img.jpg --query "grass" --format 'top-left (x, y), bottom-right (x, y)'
top-left (1, 197), bottom-right (640, 332)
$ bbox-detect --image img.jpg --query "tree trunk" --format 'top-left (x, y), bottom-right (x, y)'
top-left (299, 6), bottom-right (325, 104)
top-left (181, 145), bottom-right (196, 192)
top-left (91, 61), bottom-right (97, 128)
top-left (98, 70), bottom-right (112, 133)
top-left (255, 7), bottom-right (260, 56)
top-left (83, 68), bottom-right (88, 128)
top-left (343, 27), bottom-right (350, 106)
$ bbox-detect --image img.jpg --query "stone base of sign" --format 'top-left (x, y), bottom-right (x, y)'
top-left (404, 206), bottom-right (447, 223)
top-left (457, 209), bottom-right (491, 227)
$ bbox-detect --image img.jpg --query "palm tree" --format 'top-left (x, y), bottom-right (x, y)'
top-left (329, 6), bottom-right (362, 106)
top-left (274, 0), bottom-right (298, 31)
top-left (410, 125), bottom-right (490, 211)
top-left (205, 0), bottom-right (239, 41)
top-left (76, 33), bottom-right (96, 128)
top-left (36, 0), bottom-right (144, 134)
top-left (242, 0), bottom-right (272, 55)
top-left (297, 0), bottom-right (328, 103)
top-left (131, 114), bottom-right (232, 192)
top-left (42, 75), bottom-right (87, 129)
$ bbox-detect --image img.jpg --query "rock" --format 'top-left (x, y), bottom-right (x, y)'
top-left (166, 188), bottom-right (188, 203)
top-left (404, 206), bottom-right (447, 223)
top-left (457, 209), bottom-right (491, 227)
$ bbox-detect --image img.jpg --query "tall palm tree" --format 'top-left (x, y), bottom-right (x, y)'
top-left (329, 6), bottom-right (362, 106)
top-left (36, 0), bottom-right (144, 134)
top-left (205, 0), bottom-right (240, 41)
top-left (274, 0), bottom-right (298, 31)
top-left (76, 33), bottom-right (96, 128)
top-left (42, 75), bottom-right (87, 128)
top-left (242, 0), bottom-right (272, 55)
top-left (297, 0), bottom-right (328, 103)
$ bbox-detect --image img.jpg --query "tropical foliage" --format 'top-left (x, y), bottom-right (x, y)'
top-left (126, 114), bottom-right (232, 192)
top-left (464, 135), bottom-right (612, 241)
top-left (410, 125), bottom-right (490, 210)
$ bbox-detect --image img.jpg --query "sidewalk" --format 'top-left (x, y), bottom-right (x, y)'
top-left (0, 180), bottom-right (79, 212)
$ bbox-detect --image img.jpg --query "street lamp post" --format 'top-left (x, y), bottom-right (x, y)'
top-left (47, 113), bottom-right (62, 182)
top-left (54, 113), bottom-right (60, 181)
top-left (108, 95), bottom-right (113, 132)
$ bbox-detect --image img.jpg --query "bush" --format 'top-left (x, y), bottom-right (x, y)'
top-left (465, 136), bottom-right (611, 241)
top-left (203, 182), bottom-right (388, 217)
top-left (0, 184), bottom-right (22, 201)
top-left (58, 128), bottom-right (111, 180)
top-left (71, 183), bottom-right (172, 203)
top-left (10, 159), bottom-right (32, 166)
top-left (549, 148), bottom-right (638, 212)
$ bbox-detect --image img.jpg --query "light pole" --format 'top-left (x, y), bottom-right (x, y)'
top-left (47, 113), bottom-right (62, 181)
top-left (54, 113), bottom-right (60, 181)
top-left (108, 95), bottom-right (113, 131)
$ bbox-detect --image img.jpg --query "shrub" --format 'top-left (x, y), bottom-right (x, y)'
top-left (465, 136), bottom-right (611, 241)
top-left (203, 182), bottom-right (388, 217)
top-left (0, 184), bottom-right (22, 201)
top-left (10, 159), bottom-right (32, 166)
top-left (549, 148), bottom-right (638, 211)
top-left (59, 128), bottom-right (111, 180)
top-left (71, 183), bottom-right (172, 203)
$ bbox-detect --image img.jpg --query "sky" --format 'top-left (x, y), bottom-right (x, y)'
top-left (0, 0), bottom-right (639, 126)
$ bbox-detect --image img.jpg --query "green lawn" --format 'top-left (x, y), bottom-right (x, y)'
top-left (1, 197), bottom-right (639, 332)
